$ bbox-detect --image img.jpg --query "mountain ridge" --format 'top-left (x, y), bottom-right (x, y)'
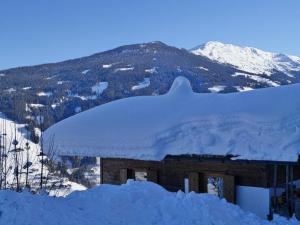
top-left (0, 41), bottom-right (299, 140)
top-left (191, 41), bottom-right (300, 76)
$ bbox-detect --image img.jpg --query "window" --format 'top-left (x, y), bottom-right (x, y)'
top-left (207, 176), bottom-right (224, 198)
top-left (135, 171), bottom-right (147, 181)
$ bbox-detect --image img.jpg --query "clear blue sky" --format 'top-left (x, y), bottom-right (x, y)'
top-left (1, 0), bottom-right (299, 70)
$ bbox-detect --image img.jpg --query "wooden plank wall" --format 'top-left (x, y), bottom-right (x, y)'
top-left (101, 157), bottom-right (300, 204)
top-left (102, 157), bottom-right (272, 188)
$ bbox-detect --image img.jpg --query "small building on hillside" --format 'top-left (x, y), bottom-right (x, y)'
top-left (45, 76), bottom-right (300, 220)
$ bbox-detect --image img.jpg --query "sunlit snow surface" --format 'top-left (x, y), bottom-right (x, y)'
top-left (131, 78), bottom-right (150, 90)
top-left (0, 181), bottom-right (298, 225)
top-left (0, 113), bottom-right (42, 186)
top-left (192, 41), bottom-right (300, 75)
top-left (208, 85), bottom-right (226, 93)
top-left (91, 82), bottom-right (108, 95)
top-left (0, 114), bottom-right (86, 195)
top-left (81, 69), bottom-right (90, 74)
top-left (45, 76), bottom-right (300, 162)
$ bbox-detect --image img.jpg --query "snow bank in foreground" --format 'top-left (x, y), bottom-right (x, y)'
top-left (0, 181), bottom-right (298, 225)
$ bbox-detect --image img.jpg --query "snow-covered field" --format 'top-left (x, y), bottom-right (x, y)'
top-left (232, 72), bottom-right (279, 87)
top-left (91, 81), bottom-right (108, 95)
top-left (81, 69), bottom-right (90, 74)
top-left (131, 78), bottom-right (150, 90)
top-left (0, 181), bottom-right (298, 225)
top-left (114, 67), bottom-right (134, 72)
top-left (208, 85), bottom-right (226, 93)
top-left (37, 91), bottom-right (53, 97)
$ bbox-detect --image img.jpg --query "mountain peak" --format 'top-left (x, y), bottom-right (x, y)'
top-left (191, 41), bottom-right (300, 75)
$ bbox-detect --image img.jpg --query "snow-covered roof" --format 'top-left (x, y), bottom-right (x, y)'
top-left (44, 76), bottom-right (300, 162)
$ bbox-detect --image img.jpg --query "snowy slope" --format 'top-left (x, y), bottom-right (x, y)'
top-left (191, 41), bottom-right (300, 76)
top-left (91, 81), bottom-right (108, 95)
top-left (131, 78), bottom-right (151, 90)
top-left (44, 76), bottom-right (300, 162)
top-left (0, 181), bottom-right (298, 225)
top-left (0, 113), bottom-right (43, 187)
top-left (0, 114), bottom-right (85, 195)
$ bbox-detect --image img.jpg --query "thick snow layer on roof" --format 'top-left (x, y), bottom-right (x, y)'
top-left (0, 181), bottom-right (298, 225)
top-left (44, 76), bottom-right (300, 162)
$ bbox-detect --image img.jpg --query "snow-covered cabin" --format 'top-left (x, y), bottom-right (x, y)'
top-left (44, 76), bottom-right (300, 219)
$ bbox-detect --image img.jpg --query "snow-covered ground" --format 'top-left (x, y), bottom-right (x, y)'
top-left (0, 181), bottom-right (298, 225)
top-left (131, 78), bottom-right (150, 90)
top-left (0, 114), bottom-right (85, 195)
top-left (208, 85), bottom-right (226, 93)
top-left (69, 92), bottom-right (98, 101)
top-left (192, 41), bottom-right (300, 75)
top-left (29, 103), bottom-right (45, 108)
top-left (37, 91), bottom-right (53, 97)
top-left (0, 113), bottom-right (42, 188)
top-left (196, 66), bottom-right (209, 71)
top-left (145, 67), bottom-right (158, 74)
top-left (114, 67), bottom-right (134, 72)
top-left (74, 106), bottom-right (82, 113)
top-left (45, 75), bottom-right (57, 80)
top-left (91, 82), bottom-right (108, 95)
top-left (232, 72), bottom-right (279, 87)
top-left (5, 88), bottom-right (16, 93)
top-left (235, 86), bottom-right (254, 92)
top-left (102, 64), bottom-right (112, 68)
top-left (81, 69), bottom-right (90, 74)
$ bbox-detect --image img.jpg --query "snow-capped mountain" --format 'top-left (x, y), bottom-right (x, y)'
top-left (1, 40), bottom-right (300, 192)
top-left (0, 41), bottom-right (300, 137)
top-left (191, 41), bottom-right (300, 76)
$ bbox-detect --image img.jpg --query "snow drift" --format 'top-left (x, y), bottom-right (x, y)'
top-left (0, 181), bottom-right (298, 225)
top-left (44, 76), bottom-right (300, 162)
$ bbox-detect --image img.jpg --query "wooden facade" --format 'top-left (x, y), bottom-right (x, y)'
top-left (101, 156), bottom-right (300, 204)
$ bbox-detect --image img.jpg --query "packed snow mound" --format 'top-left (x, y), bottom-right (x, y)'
top-left (191, 41), bottom-right (300, 75)
top-left (0, 181), bottom-right (298, 225)
top-left (44, 76), bottom-right (300, 162)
